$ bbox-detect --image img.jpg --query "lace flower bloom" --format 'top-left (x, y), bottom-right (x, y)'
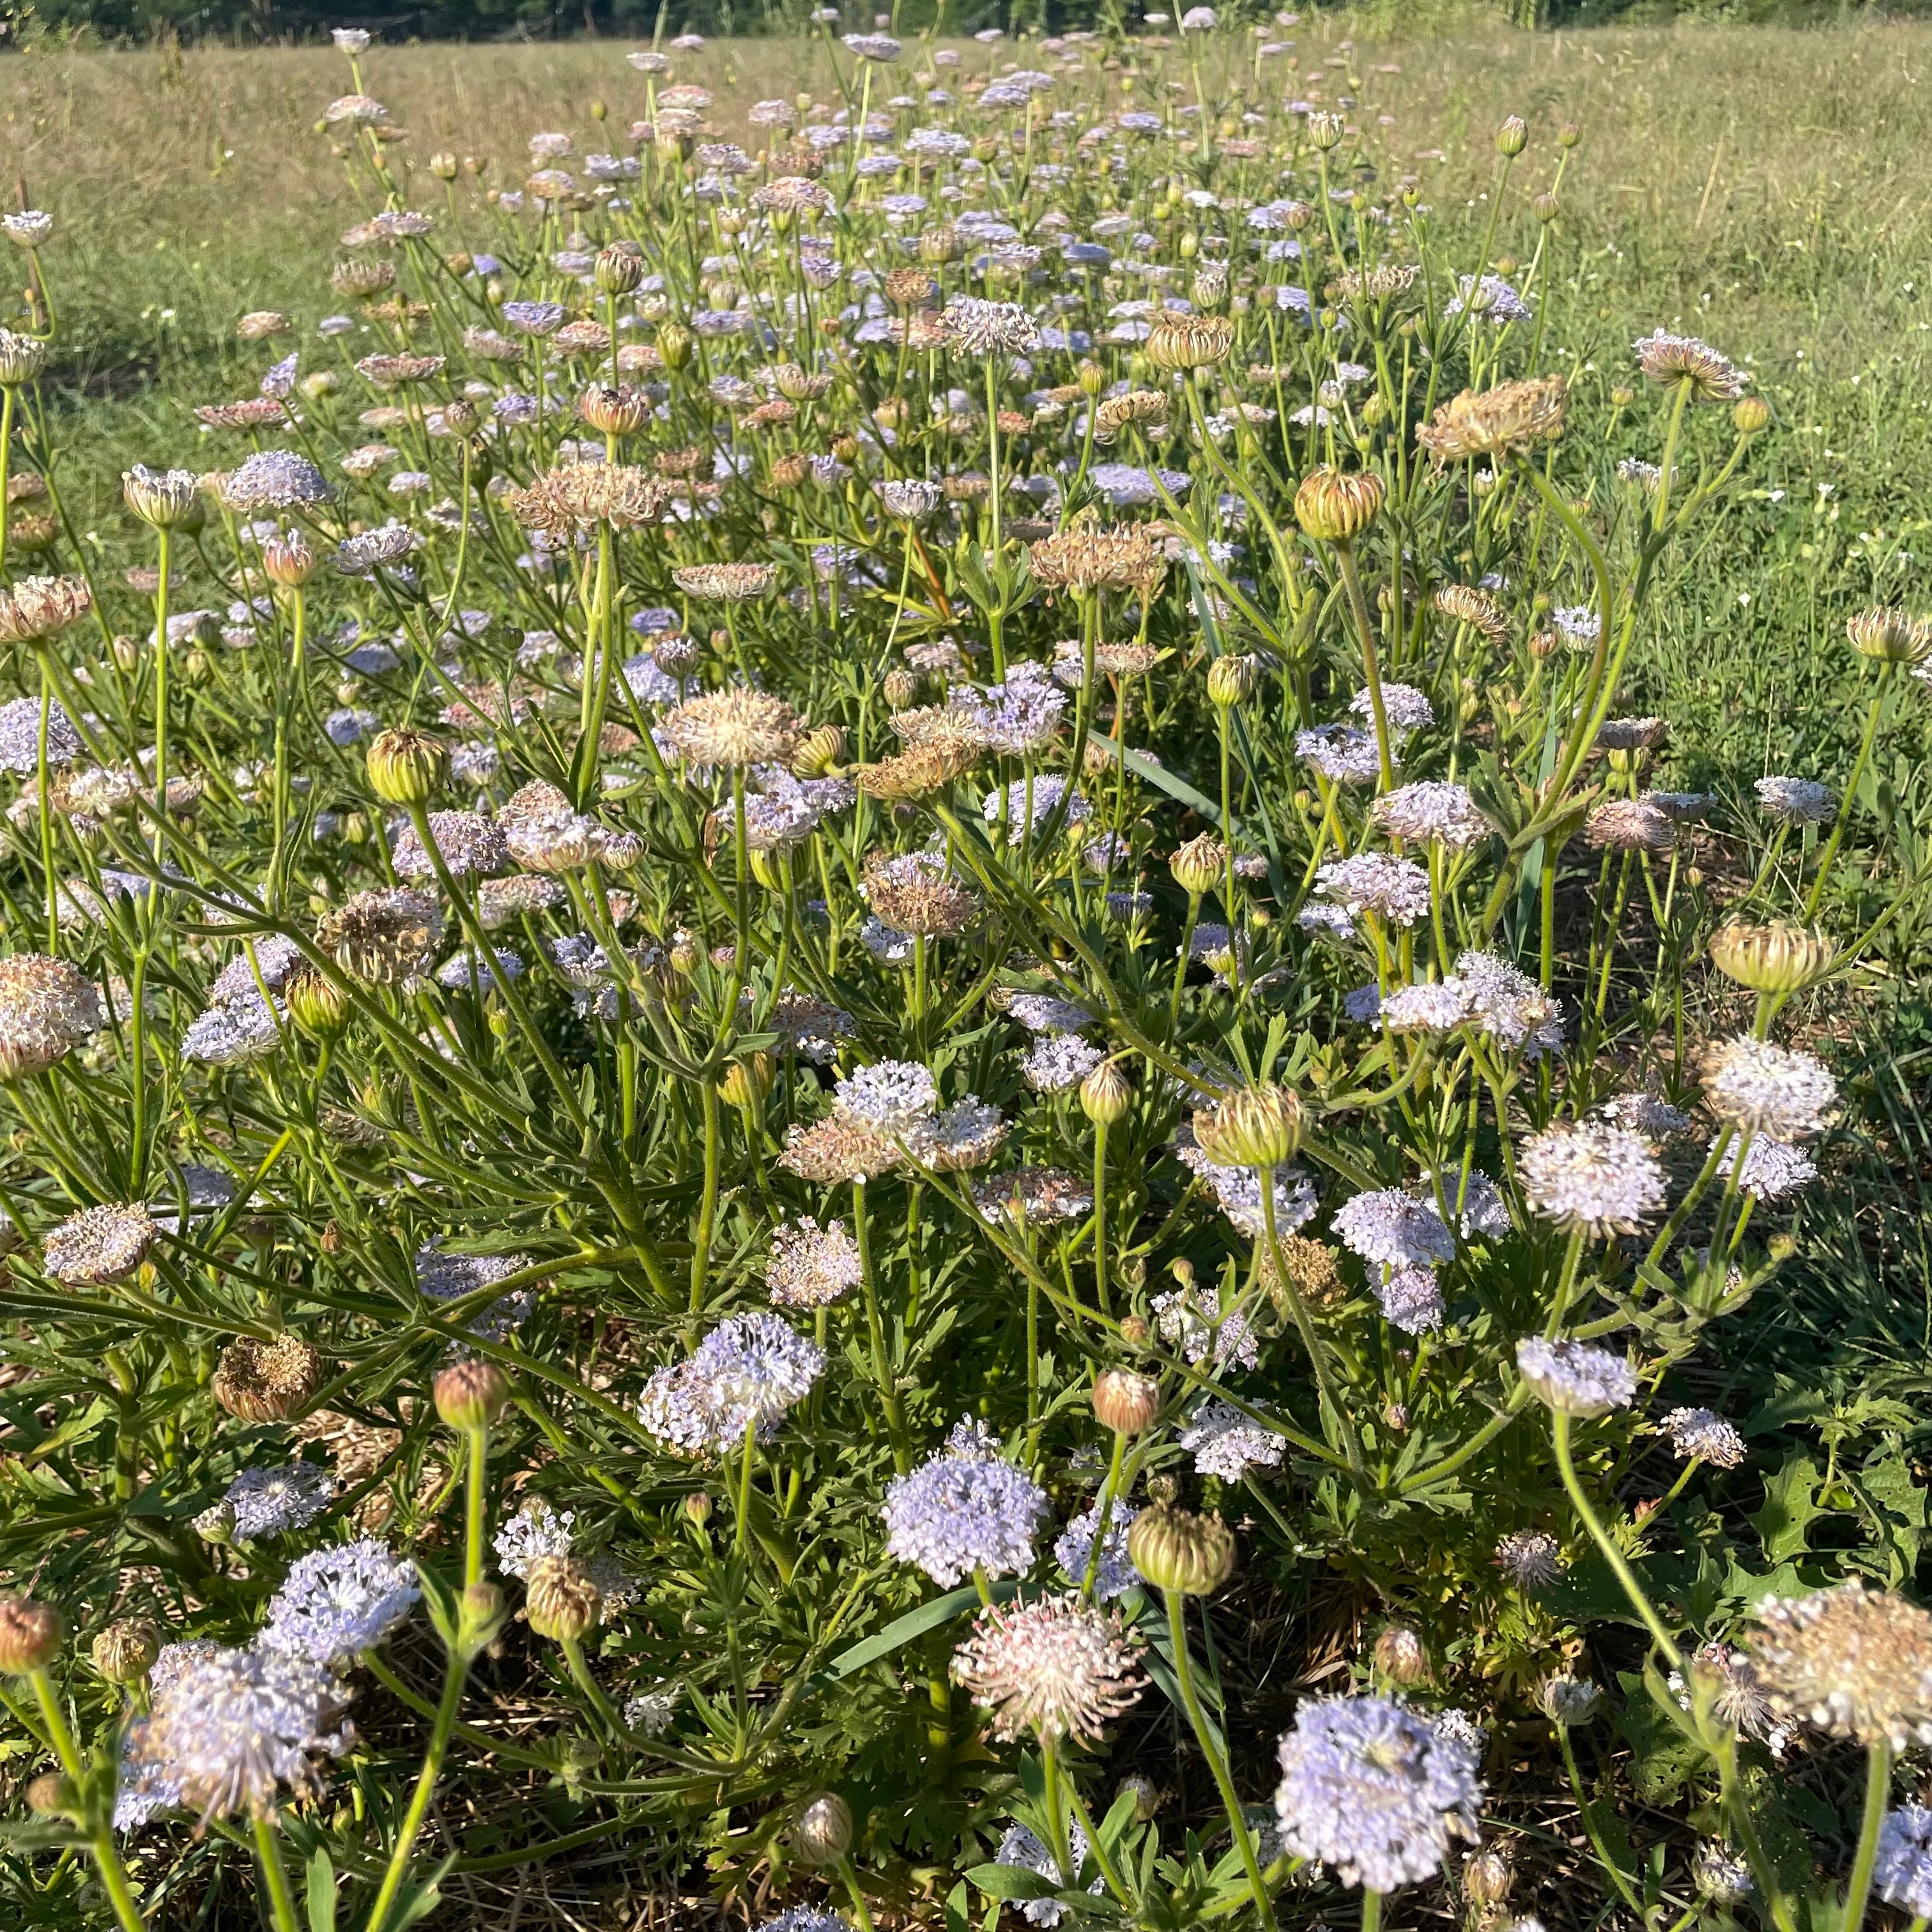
top-left (835, 1059), bottom-right (939, 1135)
top-left (1661, 1407), bottom-right (1745, 1469)
top-left (1374, 781), bottom-right (1490, 850)
top-left (1332, 1189), bottom-right (1455, 1271)
top-left (765, 1216), bottom-right (864, 1308)
top-left (949, 1593), bottom-right (1147, 1744)
top-left (1314, 855), bottom-right (1432, 928)
top-left (1519, 1122), bottom-right (1664, 1236)
top-left (1515, 1338), bottom-right (1637, 1416)
top-left (116, 1644), bottom-right (350, 1827)
top-left (1716, 1133), bottom-right (1817, 1202)
top-left (259, 1540), bottom-right (420, 1666)
top-left (1875, 1807), bottom-right (1932, 1917)
top-left (1055, 1503), bottom-right (1141, 1602)
top-left (1179, 1400), bottom-right (1285, 1480)
top-left (225, 1461), bottom-right (335, 1540)
top-left (1273, 1694), bottom-right (1485, 1890)
top-left (1700, 1036), bottom-right (1837, 1142)
top-left (640, 1314), bottom-right (825, 1453)
top-left (883, 1419), bottom-right (1047, 1586)
top-left (1749, 1580), bottom-right (1932, 1750)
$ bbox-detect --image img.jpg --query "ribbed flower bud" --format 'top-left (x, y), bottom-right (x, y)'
top-left (1080, 1058), bottom-right (1132, 1126)
top-left (595, 245), bottom-right (644, 294)
top-left (1708, 919), bottom-right (1835, 994)
top-left (1192, 1082), bottom-right (1303, 1169)
top-left (1733, 395), bottom-right (1770, 436)
top-left (580, 385), bottom-right (649, 436)
top-left (91, 1618), bottom-right (160, 1685)
top-left (1092, 1368), bottom-right (1160, 1436)
top-left (434, 1358), bottom-right (510, 1430)
top-left (284, 965), bottom-right (351, 1038)
top-left (1169, 831), bottom-right (1227, 897)
top-left (365, 727), bottom-right (447, 805)
top-left (429, 150), bottom-right (459, 180)
top-left (882, 666), bottom-right (921, 709)
top-left (656, 323), bottom-right (693, 369)
top-left (1307, 109), bottom-right (1346, 151)
top-left (0, 1597), bottom-right (63, 1673)
top-left (1206, 654), bottom-right (1256, 707)
top-left (524, 1554), bottom-right (601, 1641)
top-left (122, 464), bottom-right (201, 530)
top-left (720, 1051), bottom-right (775, 1110)
top-left (794, 1791), bottom-right (854, 1866)
top-left (1846, 604), bottom-right (1931, 664)
top-left (1077, 359), bottom-right (1108, 397)
top-left (262, 532), bottom-right (317, 587)
top-left (1294, 466), bottom-right (1384, 543)
top-left (1126, 1505), bottom-right (1235, 1597)
top-left (1374, 1625), bottom-right (1430, 1685)
top-left (0, 330), bottom-right (47, 387)
top-left (791, 724), bottom-right (847, 777)
top-left (1496, 114), bottom-right (1528, 157)
top-left (1540, 1673), bottom-right (1602, 1726)
top-left (1464, 1848), bottom-right (1515, 1906)
top-left (25, 1773), bottom-right (73, 1814)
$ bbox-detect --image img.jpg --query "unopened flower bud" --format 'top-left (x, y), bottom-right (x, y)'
top-left (882, 666), bottom-right (921, 709)
top-left (1193, 1082), bottom-right (1303, 1169)
top-left (1206, 653), bottom-right (1257, 707)
top-left (792, 724), bottom-right (847, 777)
top-left (1464, 1848), bottom-right (1515, 1906)
top-left (1080, 1058), bottom-right (1132, 1126)
top-left (1540, 1672), bottom-right (1601, 1726)
top-left (794, 1791), bottom-right (854, 1865)
top-left (1496, 114), bottom-right (1528, 157)
top-left (1077, 359), bottom-right (1108, 397)
top-left (262, 532), bottom-right (316, 588)
top-left (434, 1358), bottom-right (510, 1430)
top-left (1092, 1368), bottom-right (1160, 1436)
top-left (1294, 465), bottom-right (1384, 542)
top-left (430, 151), bottom-right (459, 180)
top-left (524, 1554), bottom-right (601, 1641)
top-left (1708, 919), bottom-right (1835, 994)
top-left (91, 1618), bottom-right (160, 1685)
top-left (0, 1597), bottom-right (63, 1673)
top-left (1373, 1625), bottom-right (1430, 1685)
top-left (720, 1052), bottom-right (774, 1110)
top-left (1170, 831), bottom-right (1228, 897)
top-left (285, 965), bottom-right (351, 1038)
top-left (1127, 1505), bottom-right (1235, 1597)
top-left (684, 1491), bottom-right (714, 1526)
top-left (1557, 120), bottom-right (1581, 148)
top-left (1733, 395), bottom-right (1769, 435)
top-left (1118, 1773), bottom-right (1161, 1821)
top-left (365, 727), bottom-right (446, 806)
top-left (656, 323), bottom-right (693, 369)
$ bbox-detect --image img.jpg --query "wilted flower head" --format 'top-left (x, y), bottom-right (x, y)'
top-left (1494, 1529), bottom-right (1561, 1586)
top-left (1749, 1579), bottom-right (1932, 1749)
top-left (1662, 1407), bottom-right (1745, 1469)
top-left (0, 953), bottom-right (103, 1078)
top-left (765, 1216), bottom-right (863, 1308)
top-left (43, 1201), bottom-right (157, 1284)
top-left (1415, 376), bottom-right (1565, 463)
top-left (664, 689), bottom-right (804, 767)
top-left (942, 298), bottom-right (1040, 355)
top-left (949, 1593), bottom-right (1146, 1744)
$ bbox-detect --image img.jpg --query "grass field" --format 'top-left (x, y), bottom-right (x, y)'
top-left (9, 15), bottom-right (1932, 785)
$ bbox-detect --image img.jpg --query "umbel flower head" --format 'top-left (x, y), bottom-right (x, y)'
top-left (0, 573), bottom-right (92, 643)
top-left (1029, 523), bottom-right (1168, 595)
top-left (0, 953), bottom-right (103, 1079)
top-left (43, 1201), bottom-right (157, 1284)
top-left (663, 689), bottom-right (805, 768)
top-left (1699, 1035), bottom-right (1838, 1142)
top-left (941, 298), bottom-right (1040, 355)
top-left (1273, 1693), bottom-right (1485, 1890)
top-left (950, 1593), bottom-right (1147, 1744)
top-left (1414, 376), bottom-right (1567, 463)
top-left (640, 1314), bottom-right (825, 1453)
top-left (1632, 328), bottom-right (1747, 402)
top-left (1749, 1579), bottom-right (1932, 1750)
top-left (1144, 308), bottom-right (1236, 371)
top-left (1515, 1337), bottom-right (1637, 1417)
top-left (882, 1418), bottom-right (1047, 1587)
top-left (1518, 1121), bottom-right (1665, 1236)
top-left (1847, 604), bottom-right (1932, 665)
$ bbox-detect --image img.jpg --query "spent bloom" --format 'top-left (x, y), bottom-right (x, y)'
top-left (765, 1216), bottom-right (864, 1308)
top-left (1495, 1529), bottom-right (1562, 1586)
top-left (1662, 1407), bottom-right (1746, 1469)
top-left (1748, 1580), bottom-right (1932, 1749)
top-left (1273, 1694), bottom-right (1485, 1890)
top-left (882, 1418), bottom-right (1047, 1586)
top-left (949, 1593), bottom-right (1146, 1743)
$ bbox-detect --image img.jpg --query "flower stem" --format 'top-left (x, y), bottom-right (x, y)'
top-left (252, 1815), bottom-right (303, 1932)
top-left (1842, 1739), bottom-right (1894, 1932)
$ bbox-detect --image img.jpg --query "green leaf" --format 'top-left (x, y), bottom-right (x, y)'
top-left (820, 1581), bottom-right (1018, 1683)
top-left (965, 1864), bottom-right (1060, 1902)
top-left (1751, 1452), bottom-right (1824, 1562)
top-left (306, 1848), bottom-right (337, 1932)
top-left (1613, 1672), bottom-right (1707, 1804)
top-left (1089, 733), bottom-right (1220, 827)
